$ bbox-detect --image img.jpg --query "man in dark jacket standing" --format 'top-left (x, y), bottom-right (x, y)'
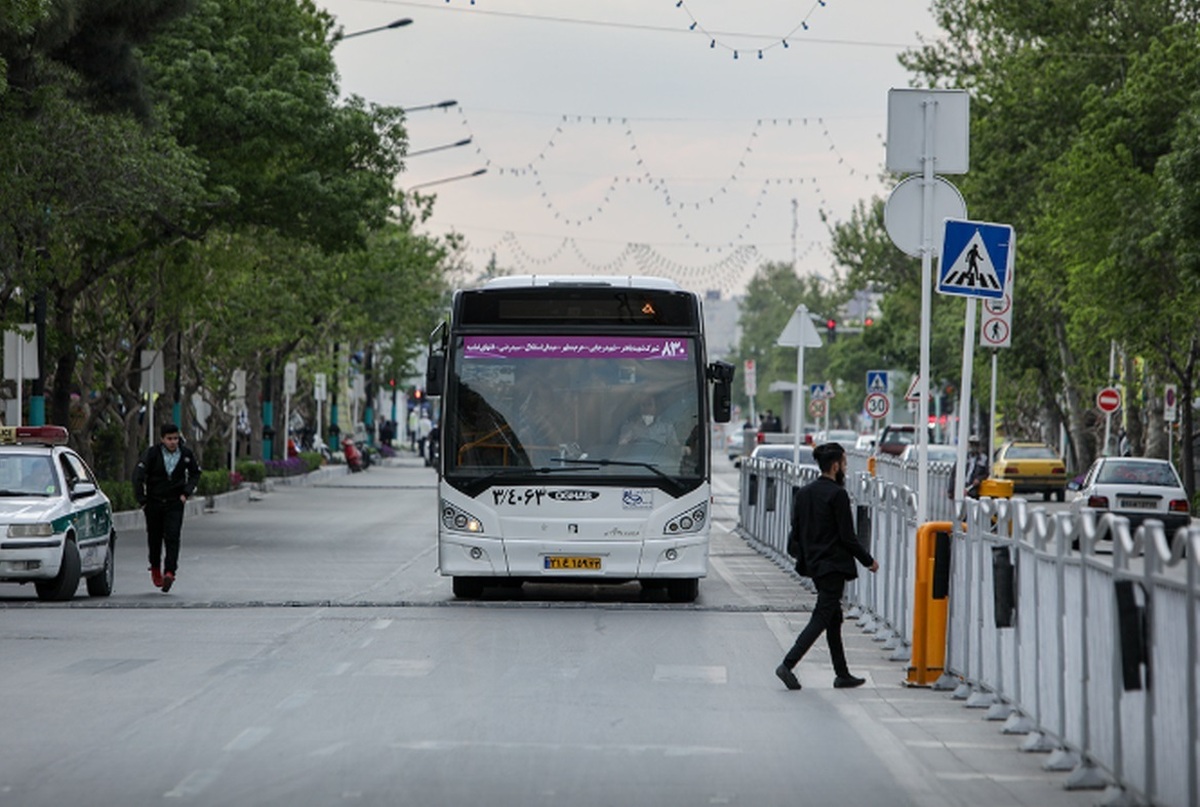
top-left (132, 423), bottom-right (199, 592)
top-left (776, 442), bottom-right (879, 691)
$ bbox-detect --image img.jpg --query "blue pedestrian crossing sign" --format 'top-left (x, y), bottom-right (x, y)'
top-left (937, 219), bottom-right (1014, 300)
top-left (866, 370), bottom-right (889, 394)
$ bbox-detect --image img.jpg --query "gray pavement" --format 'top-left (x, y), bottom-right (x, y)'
top-left (366, 450), bottom-right (1107, 807)
top-left (99, 450), bottom-right (1109, 806)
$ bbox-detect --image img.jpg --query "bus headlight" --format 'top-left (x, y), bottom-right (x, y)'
top-left (441, 501), bottom-right (483, 534)
top-left (664, 503), bottom-right (707, 535)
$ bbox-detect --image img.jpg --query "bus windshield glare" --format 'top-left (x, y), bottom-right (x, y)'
top-left (444, 334), bottom-right (703, 483)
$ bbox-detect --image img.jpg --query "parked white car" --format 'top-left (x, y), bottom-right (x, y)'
top-left (0, 426), bottom-right (116, 601)
top-left (1068, 456), bottom-right (1191, 534)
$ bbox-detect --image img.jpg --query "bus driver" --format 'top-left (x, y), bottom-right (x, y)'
top-left (618, 396), bottom-right (681, 449)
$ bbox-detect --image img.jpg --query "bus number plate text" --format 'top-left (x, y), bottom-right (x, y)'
top-left (544, 555), bottom-right (602, 571)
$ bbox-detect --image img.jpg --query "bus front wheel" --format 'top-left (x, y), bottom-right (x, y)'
top-left (452, 577), bottom-right (485, 600)
top-left (665, 578), bottom-right (698, 603)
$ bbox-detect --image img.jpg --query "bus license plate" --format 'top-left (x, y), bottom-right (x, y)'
top-left (544, 555), bottom-right (602, 571)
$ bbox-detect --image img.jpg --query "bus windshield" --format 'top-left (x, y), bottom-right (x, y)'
top-left (444, 334), bottom-right (703, 484)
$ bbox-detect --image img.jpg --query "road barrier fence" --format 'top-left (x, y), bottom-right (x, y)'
top-left (737, 450), bottom-right (1199, 807)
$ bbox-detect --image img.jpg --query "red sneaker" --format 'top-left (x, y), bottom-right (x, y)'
top-left (150, 567), bottom-right (163, 588)
top-left (161, 571), bottom-right (175, 593)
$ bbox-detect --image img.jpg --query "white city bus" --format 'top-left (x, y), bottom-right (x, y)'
top-left (425, 276), bottom-right (733, 601)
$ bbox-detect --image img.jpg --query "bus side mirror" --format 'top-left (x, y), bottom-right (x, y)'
top-left (425, 354), bottom-right (444, 397)
top-left (707, 361), bottom-right (734, 424)
top-left (425, 321), bottom-right (447, 398)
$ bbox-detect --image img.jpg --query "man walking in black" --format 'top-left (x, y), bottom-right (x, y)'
top-left (776, 442), bottom-right (879, 691)
top-left (133, 423), bottom-right (199, 593)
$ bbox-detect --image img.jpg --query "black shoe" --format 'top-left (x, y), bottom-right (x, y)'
top-left (161, 571), bottom-right (175, 593)
top-left (775, 664), bottom-right (801, 691)
top-left (833, 675), bottom-right (866, 689)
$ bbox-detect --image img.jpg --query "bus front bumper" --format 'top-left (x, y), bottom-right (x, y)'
top-left (438, 533), bottom-right (708, 580)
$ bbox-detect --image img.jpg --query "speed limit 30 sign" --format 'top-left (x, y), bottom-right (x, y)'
top-left (865, 392), bottom-right (890, 420)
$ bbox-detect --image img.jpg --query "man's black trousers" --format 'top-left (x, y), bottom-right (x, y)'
top-left (145, 502), bottom-right (185, 574)
top-left (782, 573), bottom-right (850, 677)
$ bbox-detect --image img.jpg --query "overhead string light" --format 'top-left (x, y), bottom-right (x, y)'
top-left (675, 0), bottom-right (830, 58)
top-left (434, 104), bottom-right (876, 283)
top-left (447, 106), bottom-right (873, 207)
top-left (468, 234), bottom-right (761, 297)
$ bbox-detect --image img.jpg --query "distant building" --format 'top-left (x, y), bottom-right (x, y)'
top-left (702, 291), bottom-right (741, 362)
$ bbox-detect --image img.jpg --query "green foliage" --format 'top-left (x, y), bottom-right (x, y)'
top-left (99, 480), bottom-right (138, 513)
top-left (140, 0), bottom-right (404, 251)
top-left (236, 461), bottom-right (266, 483)
top-left (298, 451), bottom-right (323, 472)
top-left (89, 421), bottom-right (126, 484)
top-left (195, 469), bottom-right (231, 497)
top-left (847, 0), bottom-right (1200, 488)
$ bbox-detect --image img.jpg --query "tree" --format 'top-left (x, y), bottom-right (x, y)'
top-left (140, 0), bottom-right (405, 253)
top-left (894, 0), bottom-right (1200, 480)
top-left (733, 263), bottom-right (844, 426)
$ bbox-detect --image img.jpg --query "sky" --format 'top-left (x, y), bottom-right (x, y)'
top-left (318, 0), bottom-right (945, 297)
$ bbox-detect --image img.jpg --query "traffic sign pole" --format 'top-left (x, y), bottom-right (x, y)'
top-left (952, 297), bottom-right (978, 504)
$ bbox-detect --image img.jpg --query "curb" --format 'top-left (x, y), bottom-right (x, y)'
top-left (111, 463), bottom-right (352, 534)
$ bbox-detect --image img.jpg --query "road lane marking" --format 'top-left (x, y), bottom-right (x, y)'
top-left (164, 769), bottom-right (220, 798)
top-left (309, 741), bottom-right (352, 758)
top-left (389, 739), bottom-right (739, 756)
top-left (224, 727), bottom-right (272, 751)
top-left (355, 659), bottom-right (435, 677)
top-left (323, 662), bottom-right (353, 676)
top-left (906, 740), bottom-right (1016, 750)
top-left (371, 619), bottom-right (393, 630)
top-left (276, 690), bottom-right (314, 710)
top-left (653, 664), bottom-right (727, 684)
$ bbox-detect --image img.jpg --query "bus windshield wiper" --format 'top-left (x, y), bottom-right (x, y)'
top-left (460, 464), bottom-right (601, 496)
top-left (555, 457), bottom-right (685, 496)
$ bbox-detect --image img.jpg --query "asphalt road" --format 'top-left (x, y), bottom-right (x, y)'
top-left (0, 454), bottom-right (1105, 807)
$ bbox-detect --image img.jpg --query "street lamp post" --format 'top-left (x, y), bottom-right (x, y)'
top-left (406, 168), bottom-right (488, 192)
top-left (340, 18), bottom-right (412, 40)
top-left (406, 137), bottom-right (472, 158)
top-left (401, 100), bottom-right (458, 114)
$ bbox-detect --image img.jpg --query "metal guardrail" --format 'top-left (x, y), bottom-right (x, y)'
top-left (737, 454), bottom-right (1200, 807)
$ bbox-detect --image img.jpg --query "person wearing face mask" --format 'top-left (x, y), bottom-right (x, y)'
top-left (776, 442), bottom-right (879, 691)
top-left (618, 396), bottom-right (680, 448)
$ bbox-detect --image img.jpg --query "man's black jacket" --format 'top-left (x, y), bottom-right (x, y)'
top-left (132, 444), bottom-right (199, 507)
top-left (788, 476), bottom-right (875, 579)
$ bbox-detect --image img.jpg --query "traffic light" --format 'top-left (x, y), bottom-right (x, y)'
top-left (826, 318), bottom-right (837, 343)
top-left (388, 378), bottom-right (396, 389)
top-left (864, 317), bottom-right (874, 327)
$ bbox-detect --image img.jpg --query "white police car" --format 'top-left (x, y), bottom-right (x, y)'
top-left (0, 426), bottom-right (116, 601)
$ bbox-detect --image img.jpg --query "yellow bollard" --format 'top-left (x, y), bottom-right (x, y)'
top-left (867, 455), bottom-right (876, 476)
top-left (906, 521), bottom-right (953, 686)
top-left (977, 478), bottom-right (1013, 499)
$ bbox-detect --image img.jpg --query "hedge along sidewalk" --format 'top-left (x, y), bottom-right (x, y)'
top-left (111, 463), bottom-right (351, 535)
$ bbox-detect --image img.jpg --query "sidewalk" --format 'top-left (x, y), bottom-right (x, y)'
top-left (711, 518), bottom-right (1105, 807)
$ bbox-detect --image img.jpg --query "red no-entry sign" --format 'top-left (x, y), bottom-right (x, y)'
top-left (1096, 387), bottom-right (1122, 414)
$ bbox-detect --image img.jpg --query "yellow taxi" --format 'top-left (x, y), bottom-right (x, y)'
top-left (991, 441), bottom-right (1068, 502)
top-left (0, 426), bottom-right (116, 601)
